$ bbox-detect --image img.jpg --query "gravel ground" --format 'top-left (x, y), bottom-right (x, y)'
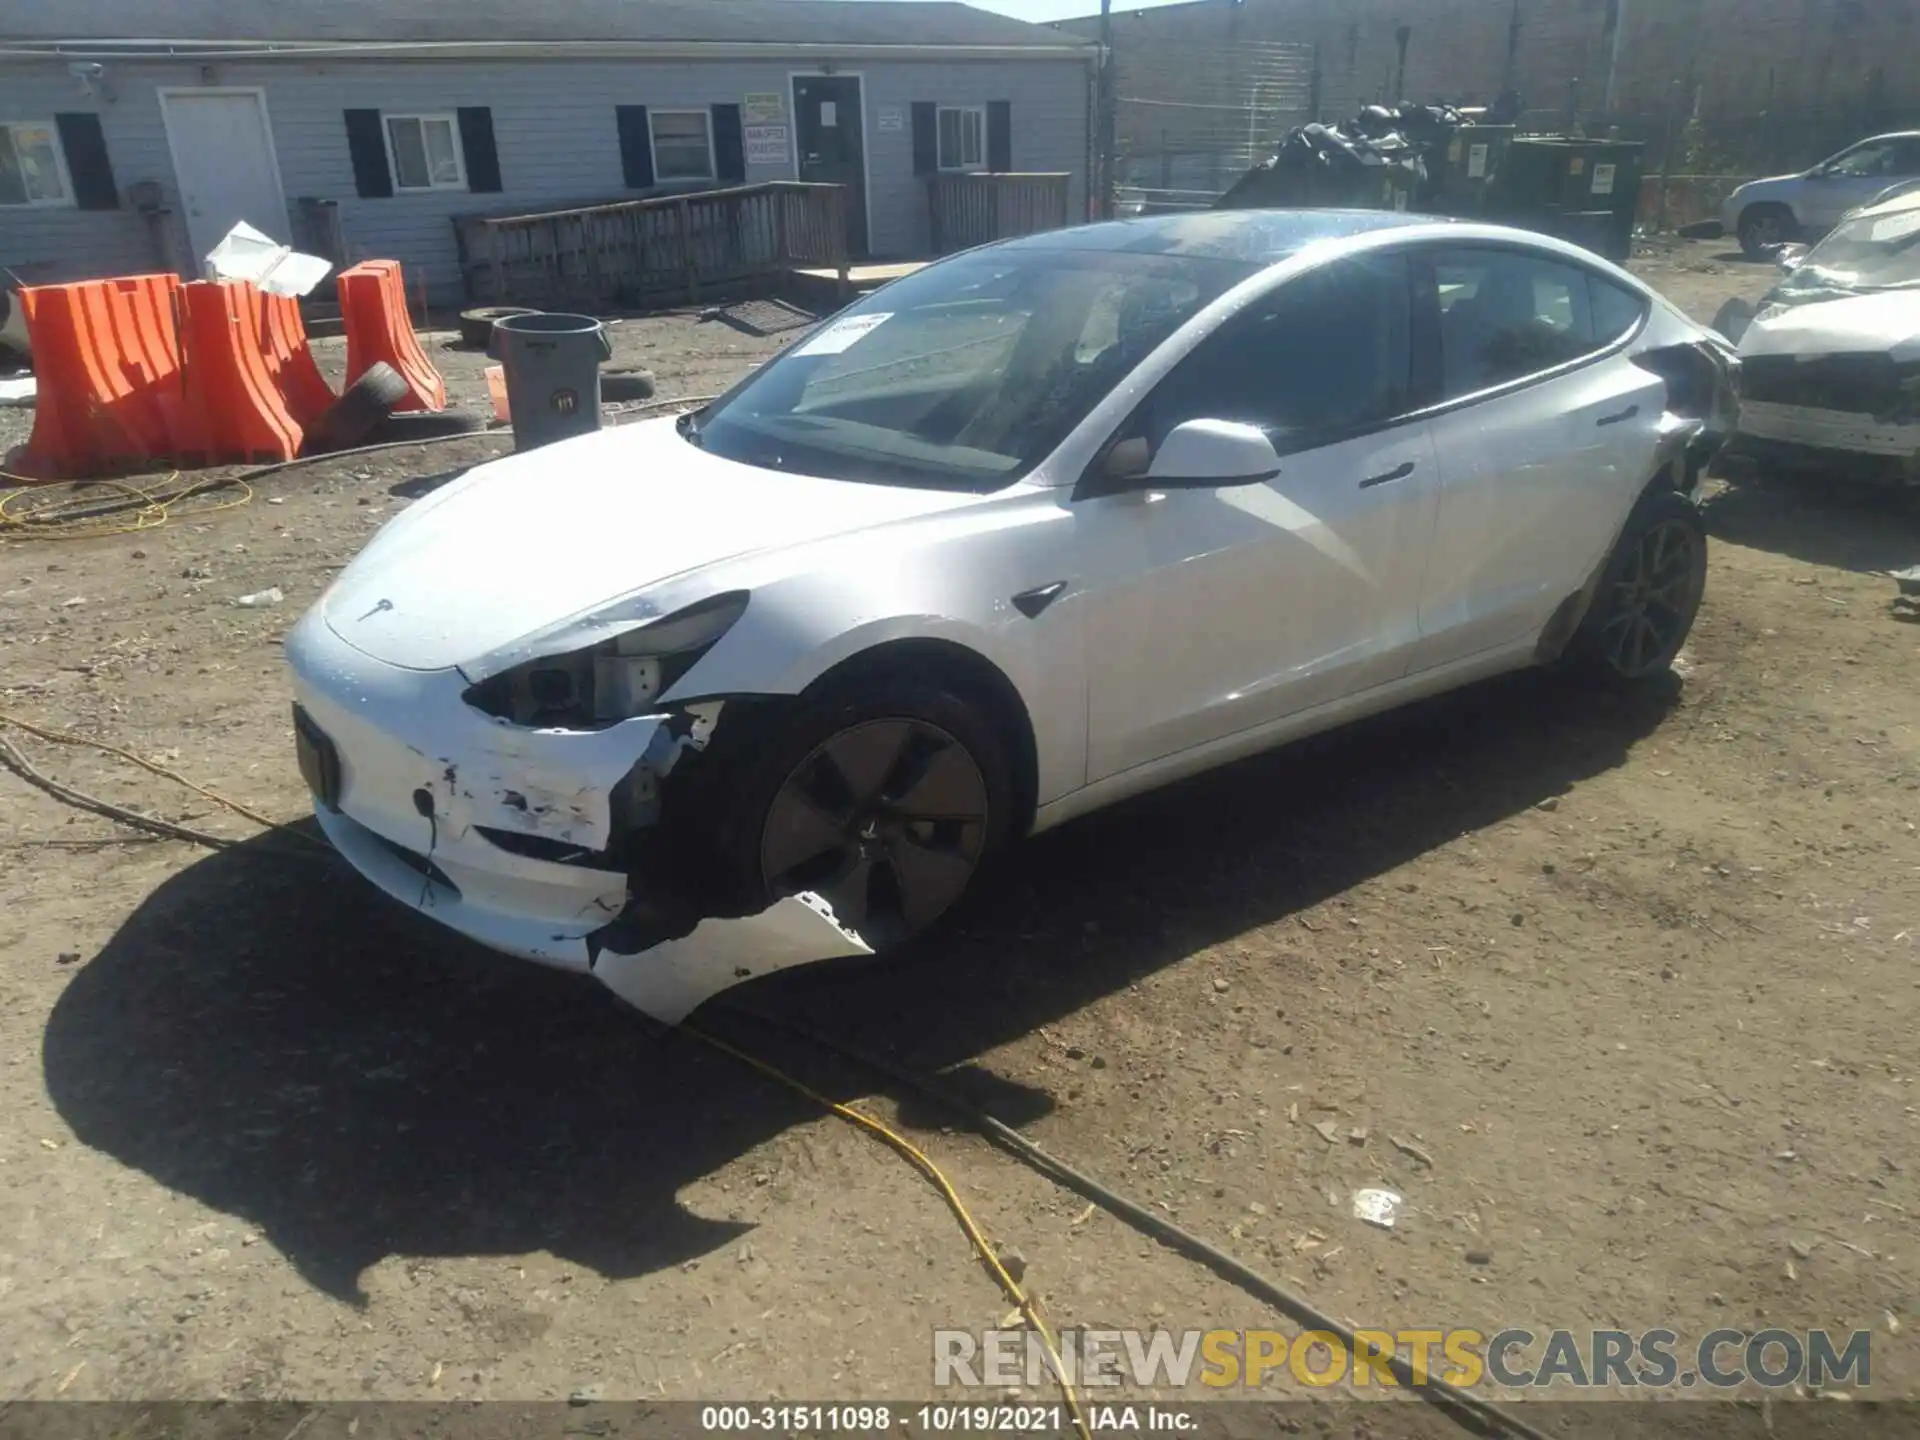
top-left (2, 242), bottom-right (1917, 1412)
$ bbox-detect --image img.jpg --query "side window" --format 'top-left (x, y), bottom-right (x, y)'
top-left (1891, 138), bottom-right (1920, 177)
top-left (1828, 142), bottom-right (1893, 178)
top-left (1433, 248), bottom-right (1603, 397)
top-left (1589, 274), bottom-right (1647, 346)
top-left (1140, 253), bottom-right (1412, 455)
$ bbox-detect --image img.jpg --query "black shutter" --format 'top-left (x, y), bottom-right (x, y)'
top-left (711, 103), bottom-right (745, 183)
top-left (617, 105), bottom-right (654, 189)
top-left (344, 109), bottom-right (392, 198)
top-left (54, 113), bottom-right (118, 209)
top-left (987, 100), bottom-right (1012, 172)
top-left (457, 107), bottom-right (502, 192)
top-left (911, 101), bottom-right (938, 175)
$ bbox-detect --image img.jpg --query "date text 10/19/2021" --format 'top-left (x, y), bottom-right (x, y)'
top-left (700, 1405), bottom-right (1198, 1432)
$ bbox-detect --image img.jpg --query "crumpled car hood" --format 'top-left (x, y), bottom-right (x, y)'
top-left (1740, 289), bottom-right (1920, 361)
top-left (320, 417), bottom-right (990, 671)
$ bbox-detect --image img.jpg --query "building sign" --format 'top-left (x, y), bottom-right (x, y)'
top-left (744, 124), bottom-right (790, 167)
top-left (877, 105), bottom-right (905, 132)
top-left (743, 92), bottom-right (785, 124)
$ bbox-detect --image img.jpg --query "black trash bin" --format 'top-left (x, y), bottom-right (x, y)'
top-left (487, 312), bottom-right (613, 451)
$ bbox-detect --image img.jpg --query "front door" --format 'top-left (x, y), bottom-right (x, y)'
top-left (160, 90), bottom-right (289, 261)
top-left (792, 75), bottom-right (869, 257)
top-left (1800, 136), bottom-right (1920, 230)
top-left (1077, 251), bottom-right (1441, 780)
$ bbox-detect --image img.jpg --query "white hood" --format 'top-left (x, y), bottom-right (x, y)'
top-left (321, 418), bottom-right (989, 671)
top-left (1740, 289), bottom-right (1920, 361)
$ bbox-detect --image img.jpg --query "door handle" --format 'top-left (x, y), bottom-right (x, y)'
top-left (1596, 404), bottom-right (1640, 427)
top-left (1358, 461), bottom-right (1416, 489)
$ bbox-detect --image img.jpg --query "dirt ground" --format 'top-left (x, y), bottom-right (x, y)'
top-left (2, 240), bottom-right (1917, 1416)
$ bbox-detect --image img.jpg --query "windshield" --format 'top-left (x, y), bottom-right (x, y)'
top-left (1779, 204), bottom-right (1920, 298)
top-left (686, 247), bottom-right (1260, 489)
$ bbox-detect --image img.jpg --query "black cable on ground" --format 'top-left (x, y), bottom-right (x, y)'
top-left (2, 392), bottom-right (717, 531)
top-left (719, 1005), bottom-right (1553, 1440)
top-left (0, 730), bottom-right (329, 861)
top-left (1, 703), bottom-right (1545, 1440)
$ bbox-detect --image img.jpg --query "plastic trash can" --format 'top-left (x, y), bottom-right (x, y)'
top-left (487, 312), bottom-right (612, 451)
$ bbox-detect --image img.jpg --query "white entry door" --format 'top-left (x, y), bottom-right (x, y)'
top-left (160, 89), bottom-right (289, 262)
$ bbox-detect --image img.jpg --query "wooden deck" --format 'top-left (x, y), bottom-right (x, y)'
top-left (786, 260), bottom-right (926, 311)
top-left (795, 261), bottom-right (927, 289)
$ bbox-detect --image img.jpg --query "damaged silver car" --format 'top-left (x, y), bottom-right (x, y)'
top-left (1717, 188), bottom-right (1920, 486)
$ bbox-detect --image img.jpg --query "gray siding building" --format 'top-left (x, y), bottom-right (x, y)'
top-left (1, 0), bottom-right (1094, 299)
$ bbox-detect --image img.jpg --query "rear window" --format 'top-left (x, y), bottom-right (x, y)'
top-left (1432, 247), bottom-right (1642, 398)
top-left (1589, 274), bottom-right (1648, 345)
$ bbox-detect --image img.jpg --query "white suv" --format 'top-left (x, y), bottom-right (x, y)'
top-left (1721, 132), bottom-right (1920, 256)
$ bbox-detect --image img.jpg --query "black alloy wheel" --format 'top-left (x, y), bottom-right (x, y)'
top-left (1594, 511), bottom-right (1705, 679)
top-left (758, 717), bottom-right (992, 945)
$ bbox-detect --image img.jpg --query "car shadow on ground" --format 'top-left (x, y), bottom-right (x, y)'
top-left (1703, 474), bottom-right (1920, 573)
top-left (44, 667), bottom-right (1677, 1305)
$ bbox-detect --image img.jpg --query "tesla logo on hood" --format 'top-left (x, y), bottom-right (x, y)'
top-left (356, 598), bottom-right (395, 622)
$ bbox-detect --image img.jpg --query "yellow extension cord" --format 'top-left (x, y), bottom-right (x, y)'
top-left (0, 470), bottom-right (254, 540)
top-left (0, 710), bottom-right (1090, 1436)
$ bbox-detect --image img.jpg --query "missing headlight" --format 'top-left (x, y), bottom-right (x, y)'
top-left (463, 592), bottom-right (749, 728)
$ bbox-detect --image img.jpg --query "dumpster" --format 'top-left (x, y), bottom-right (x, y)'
top-left (487, 312), bottom-right (612, 451)
top-left (1489, 137), bottom-right (1644, 262)
top-left (1430, 124), bottom-right (1515, 215)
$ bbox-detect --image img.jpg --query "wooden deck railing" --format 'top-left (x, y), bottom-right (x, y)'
top-left (453, 181), bottom-right (849, 308)
top-left (926, 173), bottom-right (1073, 256)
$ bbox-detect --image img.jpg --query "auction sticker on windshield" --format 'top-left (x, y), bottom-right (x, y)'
top-left (796, 312), bottom-right (894, 356)
top-left (1869, 211), bottom-right (1920, 243)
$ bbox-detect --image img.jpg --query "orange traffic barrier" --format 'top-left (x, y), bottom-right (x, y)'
top-left (338, 259), bottom-right (444, 412)
top-left (256, 291), bottom-right (337, 429)
top-left (17, 274), bottom-right (188, 479)
top-left (175, 280), bottom-right (303, 465)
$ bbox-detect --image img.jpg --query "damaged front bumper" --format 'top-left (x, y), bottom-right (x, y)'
top-left (1721, 401), bottom-right (1920, 485)
top-left (284, 609), bottom-right (869, 1011)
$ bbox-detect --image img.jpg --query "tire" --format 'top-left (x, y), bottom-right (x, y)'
top-left (458, 306), bottom-right (537, 351)
top-left (599, 366), bottom-right (657, 403)
top-left (304, 363), bottom-right (409, 453)
top-left (1737, 204), bottom-right (1797, 258)
top-left (1570, 488), bottom-right (1708, 684)
top-left (364, 408), bottom-right (489, 444)
top-left (701, 671), bottom-right (1016, 949)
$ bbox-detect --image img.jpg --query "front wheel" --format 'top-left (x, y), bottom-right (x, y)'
top-left (1571, 489), bottom-right (1708, 683)
top-left (706, 674), bottom-right (1016, 949)
top-left (1737, 204), bottom-right (1796, 258)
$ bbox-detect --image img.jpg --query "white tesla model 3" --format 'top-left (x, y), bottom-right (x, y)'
top-left (287, 211), bottom-right (1736, 990)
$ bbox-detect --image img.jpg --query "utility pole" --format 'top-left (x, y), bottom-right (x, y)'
top-left (1097, 0), bottom-right (1116, 219)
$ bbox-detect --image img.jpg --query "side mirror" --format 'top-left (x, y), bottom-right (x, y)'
top-left (1144, 419), bottom-right (1281, 488)
top-left (1775, 243), bottom-right (1810, 274)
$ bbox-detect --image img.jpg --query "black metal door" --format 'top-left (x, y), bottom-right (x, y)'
top-left (792, 75), bottom-right (869, 257)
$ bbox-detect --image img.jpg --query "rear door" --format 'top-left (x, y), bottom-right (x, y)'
top-left (1409, 244), bottom-right (1666, 673)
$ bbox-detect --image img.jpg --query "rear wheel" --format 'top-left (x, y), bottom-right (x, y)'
top-left (1737, 204), bottom-right (1796, 258)
top-left (708, 674), bottom-right (1014, 948)
top-left (1572, 489), bottom-right (1708, 683)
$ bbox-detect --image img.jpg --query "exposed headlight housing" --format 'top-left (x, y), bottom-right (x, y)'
top-left (464, 592), bottom-right (749, 728)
